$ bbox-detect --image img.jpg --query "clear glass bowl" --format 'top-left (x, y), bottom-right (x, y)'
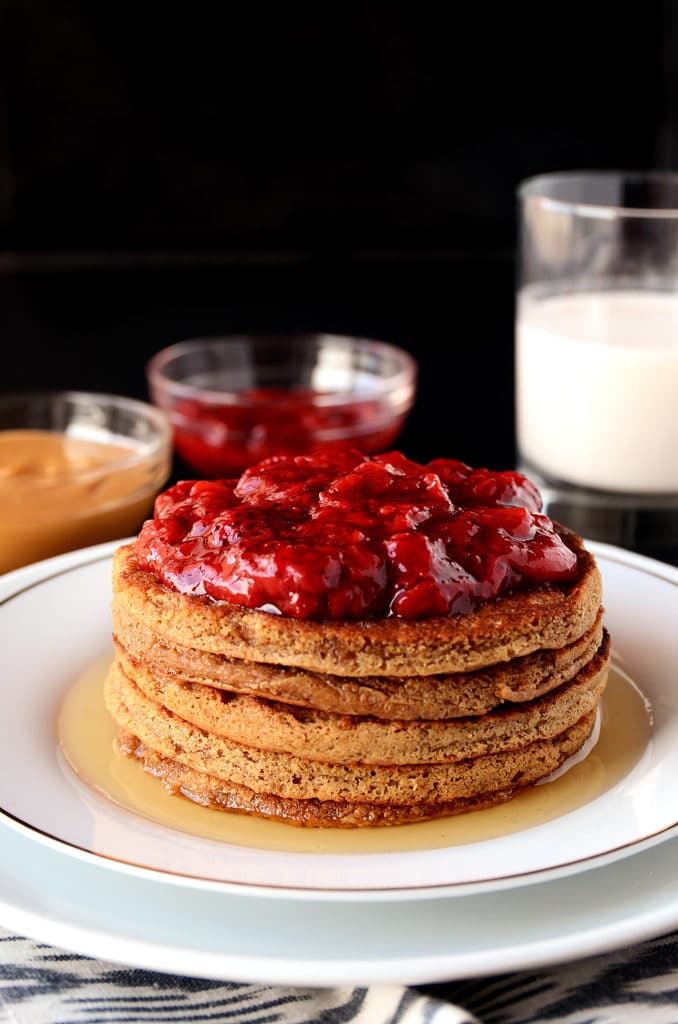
top-left (0, 391), bottom-right (171, 573)
top-left (146, 334), bottom-right (418, 477)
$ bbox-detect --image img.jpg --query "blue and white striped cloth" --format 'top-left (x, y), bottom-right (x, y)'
top-left (3, 927), bottom-right (678, 1023)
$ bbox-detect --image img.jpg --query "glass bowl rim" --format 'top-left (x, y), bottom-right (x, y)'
top-left (0, 389), bottom-right (172, 481)
top-left (146, 334), bottom-right (418, 408)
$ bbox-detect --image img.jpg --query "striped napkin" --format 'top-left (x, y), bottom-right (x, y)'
top-left (0, 931), bottom-right (475, 1023)
top-left (3, 927), bottom-right (678, 1023)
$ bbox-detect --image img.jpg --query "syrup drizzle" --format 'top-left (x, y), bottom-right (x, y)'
top-left (58, 655), bottom-right (651, 856)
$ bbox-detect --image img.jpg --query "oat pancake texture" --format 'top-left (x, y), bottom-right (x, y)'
top-left (115, 717), bottom-right (595, 828)
top-left (112, 609), bottom-right (604, 720)
top-left (115, 730), bottom-right (540, 827)
top-left (105, 663), bottom-right (598, 806)
top-left (113, 632), bottom-right (609, 765)
top-left (111, 529), bottom-right (602, 678)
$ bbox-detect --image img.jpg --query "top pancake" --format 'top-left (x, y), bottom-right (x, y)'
top-left (113, 607), bottom-right (603, 719)
top-left (112, 526), bottom-right (602, 677)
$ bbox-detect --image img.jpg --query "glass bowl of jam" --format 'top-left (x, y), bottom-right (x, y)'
top-left (146, 334), bottom-right (418, 477)
top-left (0, 391), bottom-right (172, 574)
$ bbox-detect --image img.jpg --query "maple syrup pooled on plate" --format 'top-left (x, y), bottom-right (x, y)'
top-left (58, 655), bottom-right (650, 857)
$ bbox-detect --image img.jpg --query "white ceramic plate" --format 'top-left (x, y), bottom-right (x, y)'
top-left (3, 810), bottom-right (678, 985)
top-left (0, 541), bottom-right (678, 900)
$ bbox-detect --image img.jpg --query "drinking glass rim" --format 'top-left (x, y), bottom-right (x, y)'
top-left (519, 170), bottom-right (678, 220)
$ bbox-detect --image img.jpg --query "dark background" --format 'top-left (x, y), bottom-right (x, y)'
top-left (2, 3), bottom-right (676, 469)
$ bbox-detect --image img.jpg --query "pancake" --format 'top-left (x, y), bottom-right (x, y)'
top-left (115, 728), bottom-right (589, 827)
top-left (105, 663), bottom-right (600, 807)
top-left (115, 729), bottom-right (539, 826)
top-left (113, 632), bottom-right (610, 765)
top-left (111, 529), bottom-right (602, 678)
top-left (106, 453), bottom-right (609, 828)
top-left (113, 608), bottom-right (604, 720)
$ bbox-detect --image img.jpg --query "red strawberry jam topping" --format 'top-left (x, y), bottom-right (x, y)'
top-left (171, 390), bottom-right (405, 476)
top-left (134, 450), bottom-right (578, 620)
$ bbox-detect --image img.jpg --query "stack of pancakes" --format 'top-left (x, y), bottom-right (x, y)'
top-left (105, 528), bottom-right (609, 828)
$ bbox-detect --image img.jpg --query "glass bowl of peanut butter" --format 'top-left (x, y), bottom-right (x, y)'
top-left (0, 391), bottom-right (172, 574)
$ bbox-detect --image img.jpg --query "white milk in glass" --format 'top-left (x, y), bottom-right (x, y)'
top-left (516, 290), bottom-right (678, 493)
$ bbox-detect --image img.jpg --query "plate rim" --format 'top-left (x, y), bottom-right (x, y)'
top-left (3, 808), bottom-right (678, 984)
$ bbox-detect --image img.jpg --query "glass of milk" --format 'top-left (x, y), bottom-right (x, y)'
top-left (516, 171), bottom-right (678, 556)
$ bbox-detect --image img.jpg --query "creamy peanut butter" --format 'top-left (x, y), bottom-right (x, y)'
top-left (0, 430), bottom-right (167, 574)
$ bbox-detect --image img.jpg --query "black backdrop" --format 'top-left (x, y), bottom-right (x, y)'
top-left (2, 3), bottom-right (676, 470)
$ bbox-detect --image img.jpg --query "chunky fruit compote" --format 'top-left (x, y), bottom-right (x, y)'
top-left (134, 450), bottom-right (579, 620)
top-left (172, 391), bottom-right (404, 476)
